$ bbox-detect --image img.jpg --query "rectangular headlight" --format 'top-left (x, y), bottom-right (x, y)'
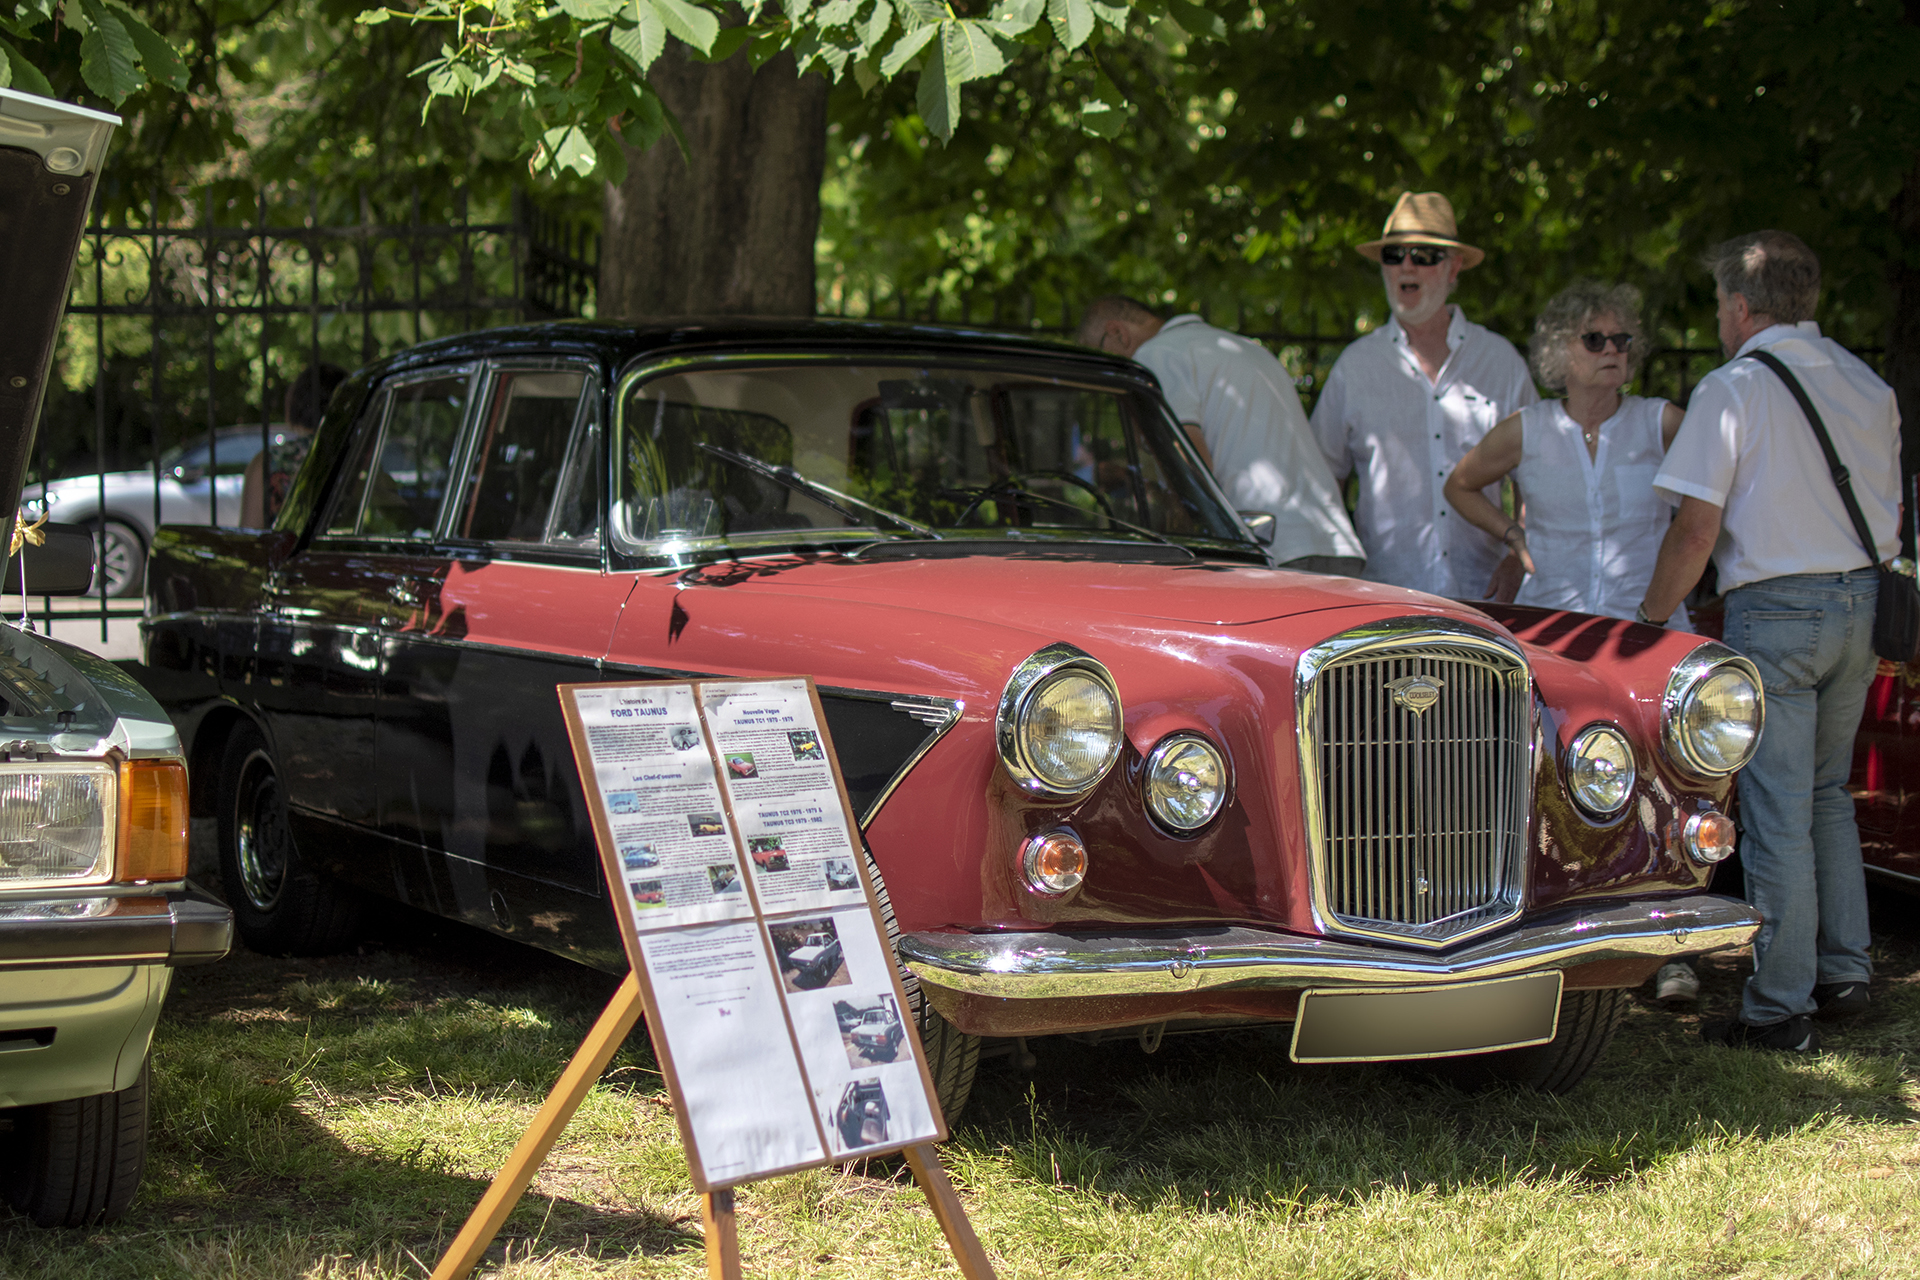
top-left (0, 762), bottom-right (118, 889)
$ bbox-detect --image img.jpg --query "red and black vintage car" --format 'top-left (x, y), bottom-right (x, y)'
top-left (144, 320), bottom-right (1765, 1116)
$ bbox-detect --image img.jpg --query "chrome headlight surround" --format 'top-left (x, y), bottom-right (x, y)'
top-left (996, 643), bottom-right (1123, 798)
top-left (1662, 644), bottom-right (1765, 777)
top-left (1563, 723), bottom-right (1636, 820)
top-left (1142, 733), bottom-right (1230, 834)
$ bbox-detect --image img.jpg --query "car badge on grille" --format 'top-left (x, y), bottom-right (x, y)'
top-left (1386, 674), bottom-right (1445, 715)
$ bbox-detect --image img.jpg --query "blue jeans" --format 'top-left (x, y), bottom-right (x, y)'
top-left (1725, 568), bottom-right (1878, 1025)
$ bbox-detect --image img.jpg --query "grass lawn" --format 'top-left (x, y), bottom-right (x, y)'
top-left (4, 882), bottom-right (1916, 1279)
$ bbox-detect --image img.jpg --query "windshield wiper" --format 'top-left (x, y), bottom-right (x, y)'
top-left (696, 443), bottom-right (941, 540)
top-left (941, 480), bottom-right (1194, 558)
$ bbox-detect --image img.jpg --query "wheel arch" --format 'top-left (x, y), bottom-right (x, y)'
top-left (186, 702), bottom-right (263, 818)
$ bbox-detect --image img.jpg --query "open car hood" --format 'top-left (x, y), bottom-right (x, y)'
top-left (0, 89), bottom-right (118, 559)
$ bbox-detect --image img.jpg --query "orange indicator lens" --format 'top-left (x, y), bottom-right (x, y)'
top-left (117, 759), bottom-right (189, 882)
top-left (1021, 831), bottom-right (1088, 896)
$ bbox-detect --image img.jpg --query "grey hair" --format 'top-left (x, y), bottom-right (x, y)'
top-left (1075, 295), bottom-right (1160, 347)
top-left (1528, 280), bottom-right (1646, 393)
top-left (1705, 230), bottom-right (1820, 323)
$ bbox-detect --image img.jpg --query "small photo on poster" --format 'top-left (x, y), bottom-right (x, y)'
top-left (834, 1078), bottom-right (892, 1150)
top-left (609, 791), bottom-right (642, 815)
top-left (833, 993), bottom-right (911, 1067)
top-left (770, 916), bottom-right (849, 991)
top-left (620, 842), bottom-right (659, 871)
top-left (688, 812), bottom-right (728, 838)
top-left (725, 751), bottom-right (759, 779)
top-left (631, 879), bottom-right (667, 909)
top-left (669, 724), bottom-right (703, 751)
top-left (708, 864), bottom-right (744, 895)
top-left (749, 836), bottom-right (790, 872)
top-left (788, 730), bottom-right (824, 762)
top-left (822, 856), bottom-right (859, 891)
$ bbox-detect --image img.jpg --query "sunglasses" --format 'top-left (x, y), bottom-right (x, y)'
top-left (1579, 331), bottom-right (1634, 353)
top-left (1379, 245), bottom-right (1450, 266)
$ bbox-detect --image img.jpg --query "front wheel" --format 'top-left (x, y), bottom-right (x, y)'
top-left (87, 519), bottom-right (146, 598)
top-left (919, 1004), bottom-right (982, 1120)
top-left (0, 1060), bottom-right (149, 1227)
top-left (1417, 988), bottom-right (1629, 1094)
top-left (218, 723), bottom-right (361, 955)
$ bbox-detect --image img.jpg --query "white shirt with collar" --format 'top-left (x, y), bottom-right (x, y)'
top-left (1310, 307), bottom-right (1538, 596)
top-left (1133, 315), bottom-right (1364, 564)
top-left (1654, 321), bottom-right (1902, 594)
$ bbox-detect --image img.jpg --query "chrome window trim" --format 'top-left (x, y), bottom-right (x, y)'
top-left (1294, 617), bottom-right (1537, 950)
top-left (995, 642), bottom-right (1123, 799)
top-left (1661, 642), bottom-right (1766, 777)
top-left (318, 363), bottom-right (481, 544)
top-left (1141, 731), bottom-right (1232, 836)
top-left (440, 357), bottom-right (600, 551)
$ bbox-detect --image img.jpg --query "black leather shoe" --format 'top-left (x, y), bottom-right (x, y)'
top-left (1812, 981), bottom-right (1870, 1020)
top-left (1701, 1014), bottom-right (1820, 1053)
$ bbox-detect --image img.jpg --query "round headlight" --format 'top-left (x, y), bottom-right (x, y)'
top-left (1565, 724), bottom-right (1635, 818)
top-left (998, 644), bottom-right (1124, 797)
top-left (1677, 666), bottom-right (1762, 774)
top-left (1143, 734), bottom-right (1228, 832)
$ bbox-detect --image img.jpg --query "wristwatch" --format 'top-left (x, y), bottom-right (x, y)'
top-left (1635, 603), bottom-right (1669, 626)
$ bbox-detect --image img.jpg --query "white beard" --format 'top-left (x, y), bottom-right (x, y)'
top-left (1385, 274), bottom-right (1449, 328)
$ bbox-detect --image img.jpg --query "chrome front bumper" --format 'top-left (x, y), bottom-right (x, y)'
top-left (899, 895), bottom-right (1759, 1001)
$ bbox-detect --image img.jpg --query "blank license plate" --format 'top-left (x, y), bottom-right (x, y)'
top-left (1290, 971), bottom-right (1564, 1063)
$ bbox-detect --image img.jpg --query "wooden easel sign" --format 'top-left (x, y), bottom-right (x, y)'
top-left (429, 677), bottom-right (994, 1280)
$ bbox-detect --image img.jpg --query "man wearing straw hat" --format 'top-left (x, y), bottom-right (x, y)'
top-left (1311, 192), bottom-right (1537, 596)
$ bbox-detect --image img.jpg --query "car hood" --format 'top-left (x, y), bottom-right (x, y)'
top-left (0, 90), bottom-right (117, 556)
top-left (670, 549), bottom-right (1456, 628)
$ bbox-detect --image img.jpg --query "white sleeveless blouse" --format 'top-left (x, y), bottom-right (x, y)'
top-left (1513, 395), bottom-right (1689, 629)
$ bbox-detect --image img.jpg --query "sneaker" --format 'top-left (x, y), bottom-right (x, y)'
top-left (1812, 981), bottom-right (1870, 1020)
top-left (1654, 960), bottom-right (1701, 1004)
top-left (1701, 1014), bottom-right (1820, 1053)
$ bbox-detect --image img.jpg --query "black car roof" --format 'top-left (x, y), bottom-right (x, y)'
top-left (368, 317), bottom-right (1146, 381)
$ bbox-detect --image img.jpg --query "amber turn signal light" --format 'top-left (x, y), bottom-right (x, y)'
top-left (1679, 809), bottom-right (1736, 865)
top-left (117, 758), bottom-right (189, 882)
top-left (1020, 830), bottom-right (1088, 896)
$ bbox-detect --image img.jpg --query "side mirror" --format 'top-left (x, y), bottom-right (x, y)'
top-left (12, 523), bottom-right (97, 595)
top-left (1237, 511), bottom-right (1277, 547)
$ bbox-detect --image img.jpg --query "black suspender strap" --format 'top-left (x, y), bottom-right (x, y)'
top-left (1743, 348), bottom-right (1883, 570)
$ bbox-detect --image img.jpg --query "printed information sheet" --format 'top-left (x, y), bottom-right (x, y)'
top-left (561, 678), bottom-right (944, 1189)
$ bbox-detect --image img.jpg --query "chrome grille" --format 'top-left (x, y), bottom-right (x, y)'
top-left (1299, 626), bottom-right (1532, 946)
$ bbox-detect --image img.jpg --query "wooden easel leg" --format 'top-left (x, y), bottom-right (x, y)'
top-left (904, 1143), bottom-right (997, 1280)
top-left (702, 1188), bottom-right (741, 1279)
top-left (429, 973), bottom-right (649, 1280)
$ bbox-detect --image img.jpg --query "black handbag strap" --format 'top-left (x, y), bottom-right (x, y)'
top-left (1743, 348), bottom-right (1884, 569)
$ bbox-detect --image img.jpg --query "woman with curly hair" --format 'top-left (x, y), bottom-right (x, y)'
top-left (1444, 280), bottom-right (1687, 624)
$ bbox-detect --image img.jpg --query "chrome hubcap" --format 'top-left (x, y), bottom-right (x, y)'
top-left (234, 752), bottom-right (290, 912)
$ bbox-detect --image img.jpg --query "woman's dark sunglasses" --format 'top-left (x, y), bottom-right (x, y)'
top-left (1579, 331), bottom-right (1634, 353)
top-left (1378, 245), bottom-right (1450, 266)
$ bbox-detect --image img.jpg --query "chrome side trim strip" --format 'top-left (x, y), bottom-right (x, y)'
top-left (814, 685), bottom-right (964, 827)
top-left (897, 895), bottom-right (1759, 1000)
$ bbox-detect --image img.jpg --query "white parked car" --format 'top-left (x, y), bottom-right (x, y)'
top-left (28, 425), bottom-right (298, 596)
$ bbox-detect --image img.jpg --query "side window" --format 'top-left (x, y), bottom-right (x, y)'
top-left (548, 392), bottom-right (601, 546)
top-left (323, 373), bottom-right (470, 539)
top-left (452, 369), bottom-right (589, 543)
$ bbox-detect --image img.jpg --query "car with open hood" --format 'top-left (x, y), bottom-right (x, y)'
top-left (0, 88), bottom-right (232, 1227)
top-left (142, 314), bottom-right (1763, 1119)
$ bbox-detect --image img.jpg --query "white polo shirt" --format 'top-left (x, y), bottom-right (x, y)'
top-left (1654, 322), bottom-right (1902, 593)
top-left (1310, 308), bottom-right (1538, 596)
top-left (1133, 315), bottom-right (1365, 564)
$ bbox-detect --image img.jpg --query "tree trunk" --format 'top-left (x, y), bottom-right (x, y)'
top-left (599, 45), bottom-right (829, 320)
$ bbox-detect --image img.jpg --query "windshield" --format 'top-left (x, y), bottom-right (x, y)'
top-left (613, 360), bottom-right (1252, 555)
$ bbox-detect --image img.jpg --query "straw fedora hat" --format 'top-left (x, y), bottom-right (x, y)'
top-left (1357, 192), bottom-right (1485, 269)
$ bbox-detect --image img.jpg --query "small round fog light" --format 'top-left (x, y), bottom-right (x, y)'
top-left (1144, 734), bottom-right (1228, 833)
top-left (1020, 830), bottom-right (1087, 896)
top-left (1682, 810), bottom-right (1737, 864)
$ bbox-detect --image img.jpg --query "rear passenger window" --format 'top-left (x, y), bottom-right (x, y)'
top-left (452, 369), bottom-right (590, 543)
top-left (323, 373), bottom-right (471, 539)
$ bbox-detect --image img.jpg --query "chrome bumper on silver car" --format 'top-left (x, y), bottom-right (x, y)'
top-left (898, 895), bottom-right (1759, 1001)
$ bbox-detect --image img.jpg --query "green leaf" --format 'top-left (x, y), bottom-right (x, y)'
top-left (1162, 0), bottom-right (1225, 41)
top-left (880, 21), bottom-right (937, 76)
top-left (502, 57), bottom-right (538, 85)
top-left (817, 0), bottom-right (860, 25)
top-left (986, 0), bottom-right (1043, 38)
top-left (1089, 0), bottom-right (1128, 31)
top-left (1046, 0), bottom-right (1092, 50)
top-left (355, 8), bottom-right (394, 25)
top-left (612, 0), bottom-right (667, 73)
top-left (852, 55), bottom-right (880, 95)
top-left (861, 0), bottom-right (893, 50)
top-left (1079, 97), bottom-right (1123, 136)
top-left (0, 37), bottom-right (56, 96)
top-left (646, 0), bottom-right (719, 55)
top-left (541, 122), bottom-right (598, 175)
top-left (557, 0), bottom-right (625, 17)
top-left (899, 0), bottom-right (947, 30)
top-left (76, 0), bottom-right (143, 103)
top-left (941, 20), bottom-right (1003, 83)
top-left (706, 25), bottom-right (754, 62)
top-left (107, 1), bottom-right (188, 92)
top-left (916, 37), bottom-right (957, 140)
